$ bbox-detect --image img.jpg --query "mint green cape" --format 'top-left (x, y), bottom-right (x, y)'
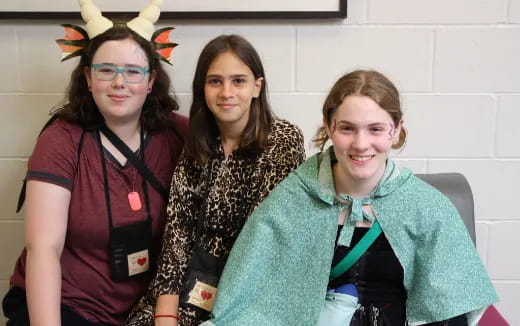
top-left (203, 148), bottom-right (498, 326)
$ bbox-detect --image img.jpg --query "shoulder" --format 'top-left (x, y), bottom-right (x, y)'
top-left (41, 118), bottom-right (82, 137)
top-left (265, 118), bottom-right (304, 154)
top-left (261, 118), bottom-right (305, 165)
top-left (377, 173), bottom-right (473, 251)
top-left (28, 119), bottom-right (85, 187)
top-left (269, 118), bottom-right (304, 143)
top-left (404, 175), bottom-right (454, 202)
top-left (172, 150), bottom-right (203, 181)
top-left (152, 112), bottom-right (189, 145)
top-left (169, 112), bottom-right (189, 135)
top-left (36, 119), bottom-right (84, 152)
top-left (393, 174), bottom-right (461, 221)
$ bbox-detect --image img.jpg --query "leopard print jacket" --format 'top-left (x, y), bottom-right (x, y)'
top-left (126, 119), bottom-right (305, 325)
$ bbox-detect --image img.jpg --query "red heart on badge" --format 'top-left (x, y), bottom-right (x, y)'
top-left (137, 257), bottom-right (147, 266)
top-left (201, 290), bottom-right (212, 300)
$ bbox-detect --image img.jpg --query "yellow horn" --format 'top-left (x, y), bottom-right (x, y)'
top-left (127, 0), bottom-right (164, 41)
top-left (78, 0), bottom-right (113, 39)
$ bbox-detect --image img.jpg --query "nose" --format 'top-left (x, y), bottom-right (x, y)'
top-left (220, 81), bottom-right (233, 98)
top-left (111, 71), bottom-right (126, 88)
top-left (352, 131), bottom-right (369, 151)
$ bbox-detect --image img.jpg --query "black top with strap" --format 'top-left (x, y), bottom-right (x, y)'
top-left (329, 226), bottom-right (406, 306)
top-left (330, 226), bottom-right (468, 326)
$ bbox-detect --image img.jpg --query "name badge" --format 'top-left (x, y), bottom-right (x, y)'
top-left (127, 249), bottom-right (150, 276)
top-left (187, 280), bottom-right (218, 312)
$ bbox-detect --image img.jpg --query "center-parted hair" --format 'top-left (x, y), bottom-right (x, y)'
top-left (184, 34), bottom-right (274, 164)
top-left (313, 70), bottom-right (407, 151)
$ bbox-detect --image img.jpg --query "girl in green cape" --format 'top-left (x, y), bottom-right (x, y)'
top-left (201, 70), bottom-right (498, 326)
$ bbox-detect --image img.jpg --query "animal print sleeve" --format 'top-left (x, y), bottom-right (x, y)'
top-left (254, 119), bottom-right (306, 205)
top-left (151, 153), bottom-right (201, 297)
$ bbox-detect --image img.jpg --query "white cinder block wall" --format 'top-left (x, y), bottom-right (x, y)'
top-left (1, 0), bottom-right (519, 324)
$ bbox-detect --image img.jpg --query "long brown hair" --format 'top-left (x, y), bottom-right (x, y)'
top-left (53, 23), bottom-right (179, 131)
top-left (184, 34), bottom-right (274, 164)
top-left (313, 70), bottom-right (406, 150)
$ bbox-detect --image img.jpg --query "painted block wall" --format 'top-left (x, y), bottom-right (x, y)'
top-left (1, 0), bottom-right (519, 324)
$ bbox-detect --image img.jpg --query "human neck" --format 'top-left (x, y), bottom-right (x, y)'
top-left (101, 118), bottom-right (142, 165)
top-left (332, 164), bottom-right (384, 199)
top-left (218, 122), bottom-right (245, 157)
top-left (104, 118), bottom-right (141, 149)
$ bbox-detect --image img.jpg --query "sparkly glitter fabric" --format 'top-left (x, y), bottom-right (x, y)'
top-left (202, 147), bottom-right (498, 326)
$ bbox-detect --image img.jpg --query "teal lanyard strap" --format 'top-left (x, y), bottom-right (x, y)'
top-left (329, 220), bottom-right (383, 281)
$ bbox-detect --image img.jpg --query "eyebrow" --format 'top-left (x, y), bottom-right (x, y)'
top-left (206, 74), bottom-right (249, 79)
top-left (336, 120), bottom-right (389, 127)
top-left (96, 62), bottom-right (147, 68)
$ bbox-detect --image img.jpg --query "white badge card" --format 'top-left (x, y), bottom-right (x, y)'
top-left (187, 280), bottom-right (218, 311)
top-left (127, 249), bottom-right (150, 276)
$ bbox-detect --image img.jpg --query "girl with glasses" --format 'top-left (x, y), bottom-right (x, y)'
top-left (2, 1), bottom-right (188, 325)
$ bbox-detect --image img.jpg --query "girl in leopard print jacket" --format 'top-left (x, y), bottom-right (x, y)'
top-left (126, 34), bottom-right (305, 326)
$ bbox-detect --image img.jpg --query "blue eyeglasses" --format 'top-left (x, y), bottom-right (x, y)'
top-left (91, 63), bottom-right (150, 84)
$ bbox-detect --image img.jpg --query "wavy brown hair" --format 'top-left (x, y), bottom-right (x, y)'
top-left (184, 34), bottom-right (274, 164)
top-left (53, 23), bottom-right (179, 131)
top-left (313, 70), bottom-right (406, 151)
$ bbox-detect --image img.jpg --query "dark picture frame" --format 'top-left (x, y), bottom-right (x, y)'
top-left (0, 0), bottom-right (347, 20)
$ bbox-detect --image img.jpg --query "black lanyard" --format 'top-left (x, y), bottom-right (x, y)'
top-left (95, 128), bottom-right (152, 231)
top-left (100, 124), bottom-right (168, 200)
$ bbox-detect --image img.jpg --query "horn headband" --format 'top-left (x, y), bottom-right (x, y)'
top-left (56, 0), bottom-right (177, 65)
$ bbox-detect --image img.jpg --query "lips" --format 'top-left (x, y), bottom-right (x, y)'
top-left (217, 103), bottom-right (236, 109)
top-left (349, 155), bottom-right (375, 163)
top-left (108, 94), bottom-right (129, 102)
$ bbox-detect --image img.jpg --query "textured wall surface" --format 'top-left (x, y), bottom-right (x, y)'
top-left (1, 0), bottom-right (518, 324)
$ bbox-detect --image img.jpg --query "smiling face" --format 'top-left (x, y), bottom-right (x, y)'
top-left (204, 51), bottom-right (262, 133)
top-left (85, 38), bottom-right (155, 125)
top-left (326, 95), bottom-right (402, 194)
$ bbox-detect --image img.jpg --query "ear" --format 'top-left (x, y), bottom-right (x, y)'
top-left (324, 117), bottom-right (333, 138)
top-left (394, 119), bottom-right (404, 142)
top-left (148, 69), bottom-right (157, 89)
top-left (253, 77), bottom-right (263, 98)
top-left (84, 66), bottom-right (92, 89)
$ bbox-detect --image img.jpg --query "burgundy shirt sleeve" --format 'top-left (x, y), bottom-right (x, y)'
top-left (168, 112), bottom-right (189, 164)
top-left (27, 120), bottom-right (82, 190)
top-left (171, 111), bottom-right (189, 137)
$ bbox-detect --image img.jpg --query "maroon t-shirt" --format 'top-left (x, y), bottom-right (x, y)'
top-left (10, 114), bottom-right (188, 325)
